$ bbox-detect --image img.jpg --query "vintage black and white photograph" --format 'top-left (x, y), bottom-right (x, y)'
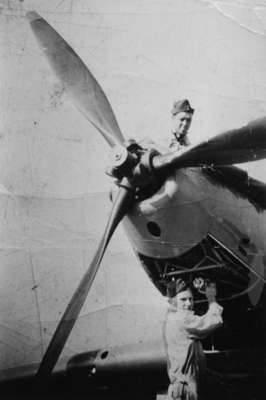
top-left (0, 0), bottom-right (265, 398)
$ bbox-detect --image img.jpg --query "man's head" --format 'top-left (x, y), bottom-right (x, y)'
top-left (167, 279), bottom-right (194, 310)
top-left (171, 99), bottom-right (194, 139)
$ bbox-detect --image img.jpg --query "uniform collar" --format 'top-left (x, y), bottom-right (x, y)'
top-left (169, 133), bottom-right (190, 149)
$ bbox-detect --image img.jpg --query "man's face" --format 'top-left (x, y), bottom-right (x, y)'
top-left (172, 111), bottom-right (193, 137)
top-left (175, 289), bottom-right (194, 311)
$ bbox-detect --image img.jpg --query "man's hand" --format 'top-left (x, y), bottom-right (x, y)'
top-left (205, 281), bottom-right (217, 303)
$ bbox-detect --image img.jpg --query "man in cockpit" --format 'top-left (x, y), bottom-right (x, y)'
top-left (169, 99), bottom-right (194, 151)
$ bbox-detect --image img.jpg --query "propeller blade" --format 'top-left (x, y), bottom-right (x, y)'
top-left (36, 183), bottom-right (134, 377)
top-left (153, 118), bottom-right (266, 173)
top-left (27, 11), bottom-right (124, 147)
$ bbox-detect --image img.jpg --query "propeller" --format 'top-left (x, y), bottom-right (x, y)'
top-left (36, 182), bottom-right (134, 377)
top-left (27, 11), bottom-right (124, 148)
top-left (152, 118), bottom-right (266, 173)
top-left (26, 11), bottom-right (131, 377)
top-left (27, 10), bottom-right (266, 378)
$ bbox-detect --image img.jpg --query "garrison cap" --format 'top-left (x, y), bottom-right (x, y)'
top-left (166, 279), bottom-right (189, 298)
top-left (171, 99), bottom-right (194, 116)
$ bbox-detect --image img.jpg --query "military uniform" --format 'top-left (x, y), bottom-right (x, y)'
top-left (168, 134), bottom-right (190, 151)
top-left (169, 99), bottom-right (194, 152)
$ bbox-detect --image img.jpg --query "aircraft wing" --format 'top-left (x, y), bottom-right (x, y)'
top-left (0, 339), bottom-right (263, 397)
top-left (202, 165), bottom-right (266, 213)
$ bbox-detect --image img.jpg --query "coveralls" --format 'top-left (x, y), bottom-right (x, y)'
top-left (163, 302), bottom-right (223, 400)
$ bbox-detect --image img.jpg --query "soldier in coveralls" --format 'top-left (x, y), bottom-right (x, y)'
top-left (163, 279), bottom-right (223, 400)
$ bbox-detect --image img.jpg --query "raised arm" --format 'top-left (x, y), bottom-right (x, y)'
top-left (184, 282), bottom-right (223, 338)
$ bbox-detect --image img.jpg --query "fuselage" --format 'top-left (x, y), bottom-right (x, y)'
top-left (124, 166), bottom-right (266, 305)
top-left (125, 167), bottom-right (266, 258)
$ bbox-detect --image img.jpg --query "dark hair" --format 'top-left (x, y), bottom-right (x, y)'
top-left (166, 279), bottom-right (191, 298)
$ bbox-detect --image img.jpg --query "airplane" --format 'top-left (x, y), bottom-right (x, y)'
top-left (1, 3), bottom-right (266, 399)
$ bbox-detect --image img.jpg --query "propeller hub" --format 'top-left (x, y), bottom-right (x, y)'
top-left (111, 145), bottom-right (129, 167)
top-left (107, 145), bottom-right (139, 179)
top-left (106, 142), bottom-right (164, 200)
